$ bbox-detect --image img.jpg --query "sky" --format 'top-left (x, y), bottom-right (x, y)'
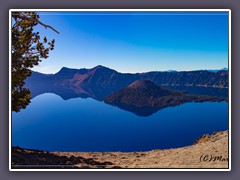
top-left (31, 11), bottom-right (229, 74)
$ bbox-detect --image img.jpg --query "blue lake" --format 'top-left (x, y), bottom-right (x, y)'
top-left (12, 93), bottom-right (228, 152)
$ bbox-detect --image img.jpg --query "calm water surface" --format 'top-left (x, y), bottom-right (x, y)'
top-left (12, 93), bottom-right (228, 152)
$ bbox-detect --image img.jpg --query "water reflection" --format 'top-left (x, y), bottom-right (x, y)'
top-left (27, 84), bottom-right (228, 117)
top-left (12, 93), bottom-right (228, 152)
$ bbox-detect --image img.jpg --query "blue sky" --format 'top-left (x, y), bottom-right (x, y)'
top-left (32, 11), bottom-right (229, 73)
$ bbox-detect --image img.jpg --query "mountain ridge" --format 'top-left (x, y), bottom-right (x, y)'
top-left (33, 65), bottom-right (228, 75)
top-left (29, 65), bottom-right (228, 87)
top-left (25, 65), bottom-right (228, 101)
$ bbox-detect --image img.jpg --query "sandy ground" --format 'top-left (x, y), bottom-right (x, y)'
top-left (12, 130), bottom-right (228, 169)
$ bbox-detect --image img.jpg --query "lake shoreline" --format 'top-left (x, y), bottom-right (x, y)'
top-left (11, 130), bottom-right (228, 169)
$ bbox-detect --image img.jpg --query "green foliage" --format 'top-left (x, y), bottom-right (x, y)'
top-left (12, 12), bottom-right (56, 112)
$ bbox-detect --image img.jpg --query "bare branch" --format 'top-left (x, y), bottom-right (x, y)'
top-left (17, 15), bottom-right (60, 34)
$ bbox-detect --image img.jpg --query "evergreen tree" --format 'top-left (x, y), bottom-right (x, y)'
top-left (12, 12), bottom-right (59, 112)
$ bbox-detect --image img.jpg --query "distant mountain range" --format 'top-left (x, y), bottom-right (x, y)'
top-left (165, 67), bottom-right (228, 72)
top-left (27, 64), bottom-right (228, 88)
top-left (25, 65), bottom-right (228, 116)
top-left (25, 65), bottom-right (228, 100)
top-left (203, 67), bottom-right (228, 72)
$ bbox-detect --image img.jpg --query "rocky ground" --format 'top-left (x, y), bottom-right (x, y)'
top-left (11, 130), bottom-right (228, 169)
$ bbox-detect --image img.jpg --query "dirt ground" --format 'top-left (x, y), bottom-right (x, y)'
top-left (12, 130), bottom-right (228, 169)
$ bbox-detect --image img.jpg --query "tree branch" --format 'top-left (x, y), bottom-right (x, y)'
top-left (18, 15), bottom-right (60, 34)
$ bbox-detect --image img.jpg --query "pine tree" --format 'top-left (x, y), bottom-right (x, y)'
top-left (12, 12), bottom-right (59, 112)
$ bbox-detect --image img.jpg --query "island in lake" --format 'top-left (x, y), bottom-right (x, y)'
top-left (104, 80), bottom-right (225, 116)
